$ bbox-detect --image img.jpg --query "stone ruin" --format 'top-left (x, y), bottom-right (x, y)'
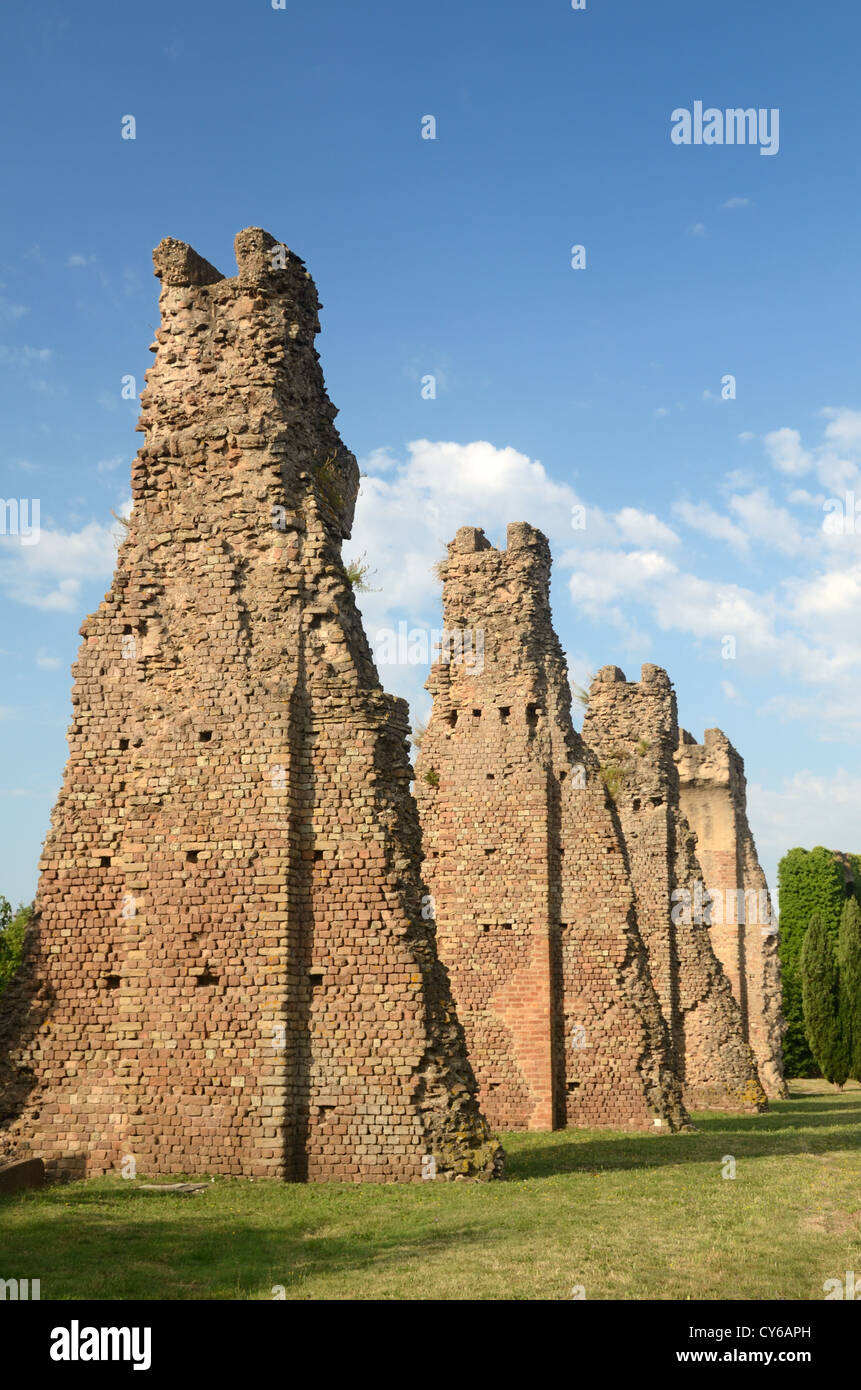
top-left (415, 525), bottom-right (688, 1132)
top-left (418, 526), bottom-right (777, 1128)
top-left (0, 232), bottom-right (784, 1182)
top-left (583, 667), bottom-right (769, 1111)
top-left (674, 730), bottom-right (786, 1098)
top-left (0, 228), bottom-right (502, 1183)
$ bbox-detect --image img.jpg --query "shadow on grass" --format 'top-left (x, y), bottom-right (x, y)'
top-left (0, 1198), bottom-right (488, 1300)
top-left (504, 1096), bottom-right (861, 1179)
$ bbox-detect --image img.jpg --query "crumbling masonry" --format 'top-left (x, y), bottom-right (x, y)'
top-left (583, 668), bottom-right (767, 1112)
top-left (674, 730), bottom-right (786, 1098)
top-left (418, 526), bottom-right (771, 1128)
top-left (415, 526), bottom-right (690, 1132)
top-left (0, 229), bottom-right (502, 1183)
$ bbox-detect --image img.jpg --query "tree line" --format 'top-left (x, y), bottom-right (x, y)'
top-left (778, 847), bottom-right (861, 1083)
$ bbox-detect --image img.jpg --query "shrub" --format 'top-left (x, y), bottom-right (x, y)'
top-left (0, 897), bottom-right (33, 999)
top-left (343, 552), bottom-right (377, 593)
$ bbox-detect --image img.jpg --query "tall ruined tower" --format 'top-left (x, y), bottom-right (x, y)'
top-left (675, 729), bottom-right (786, 1098)
top-left (0, 229), bottom-right (501, 1183)
top-left (415, 524), bottom-right (689, 1133)
top-left (583, 667), bottom-right (766, 1112)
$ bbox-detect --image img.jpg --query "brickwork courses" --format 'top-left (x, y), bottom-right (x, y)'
top-left (675, 729), bottom-right (787, 1098)
top-left (583, 667), bottom-right (767, 1112)
top-left (0, 229), bottom-right (502, 1184)
top-left (415, 524), bottom-right (690, 1133)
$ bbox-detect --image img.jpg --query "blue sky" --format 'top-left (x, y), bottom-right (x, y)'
top-left (2, 0), bottom-right (861, 904)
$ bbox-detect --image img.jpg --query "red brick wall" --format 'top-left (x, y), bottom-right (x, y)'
top-left (0, 230), bottom-right (502, 1184)
top-left (416, 525), bottom-right (688, 1132)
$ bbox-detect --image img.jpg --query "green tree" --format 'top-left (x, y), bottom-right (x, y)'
top-left (837, 896), bottom-right (861, 1081)
top-left (778, 847), bottom-right (848, 1076)
top-left (0, 897), bottom-right (32, 999)
top-left (800, 911), bottom-right (847, 1086)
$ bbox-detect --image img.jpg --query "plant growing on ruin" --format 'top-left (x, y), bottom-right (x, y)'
top-left (431, 557), bottom-right (448, 583)
top-left (312, 451), bottom-right (344, 513)
top-left (570, 671), bottom-right (595, 711)
top-left (599, 761), bottom-right (624, 800)
top-left (423, 767), bottom-right (440, 787)
top-left (636, 738), bottom-right (651, 756)
top-left (344, 552), bottom-right (378, 593)
top-left (411, 719), bottom-right (427, 750)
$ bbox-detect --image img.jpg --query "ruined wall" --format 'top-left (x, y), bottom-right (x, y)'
top-left (583, 668), bottom-right (766, 1112)
top-left (0, 229), bottom-right (502, 1183)
top-left (675, 729), bottom-right (786, 1098)
top-left (415, 525), bottom-right (689, 1133)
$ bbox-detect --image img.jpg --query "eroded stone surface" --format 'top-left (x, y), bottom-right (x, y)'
top-left (675, 729), bottom-right (786, 1098)
top-left (0, 229), bottom-right (502, 1184)
top-left (583, 667), bottom-right (767, 1112)
top-left (415, 525), bottom-right (690, 1132)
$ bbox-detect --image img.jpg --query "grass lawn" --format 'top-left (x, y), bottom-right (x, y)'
top-left (2, 1080), bottom-right (859, 1301)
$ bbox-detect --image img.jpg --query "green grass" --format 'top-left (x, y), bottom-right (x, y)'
top-left (2, 1081), bottom-right (859, 1300)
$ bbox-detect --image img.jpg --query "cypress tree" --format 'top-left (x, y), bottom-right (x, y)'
top-left (837, 896), bottom-right (861, 1081)
top-left (778, 847), bottom-right (849, 1076)
top-left (800, 911), bottom-right (847, 1086)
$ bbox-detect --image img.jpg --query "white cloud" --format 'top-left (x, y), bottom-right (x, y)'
top-left (613, 507), bottom-right (679, 550)
top-left (673, 500), bottom-right (749, 552)
top-left (728, 488), bottom-right (805, 556)
top-left (763, 426), bottom-right (811, 476)
top-left (0, 519), bottom-right (118, 611)
top-left (0, 345), bottom-right (52, 367)
top-left (750, 770), bottom-right (861, 904)
top-left (722, 197), bottom-right (751, 209)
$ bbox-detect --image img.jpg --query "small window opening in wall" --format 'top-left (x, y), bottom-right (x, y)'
top-left (488, 1081), bottom-right (502, 1090)
top-left (313, 849), bottom-right (324, 861)
top-left (484, 847), bottom-right (496, 855)
top-left (526, 703), bottom-right (540, 726)
top-left (199, 730), bottom-right (212, 743)
top-left (309, 968), bottom-right (325, 983)
top-left (486, 773), bottom-right (495, 780)
top-left (123, 625), bottom-right (132, 635)
top-left (499, 707), bottom-right (510, 723)
top-left (186, 850), bottom-right (199, 864)
top-left (567, 1081), bottom-right (581, 1093)
top-left (105, 975), bottom-right (121, 990)
top-left (559, 770), bottom-right (567, 782)
top-left (100, 856), bottom-right (111, 868)
top-left (632, 798), bottom-right (641, 812)
top-left (119, 738), bottom-right (129, 751)
top-left (650, 795), bottom-right (663, 807)
top-left (317, 1103), bottom-right (335, 1115)
top-left (445, 711), bottom-right (457, 728)
top-left (195, 969), bottom-right (219, 987)
top-left (472, 709), bottom-right (481, 719)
